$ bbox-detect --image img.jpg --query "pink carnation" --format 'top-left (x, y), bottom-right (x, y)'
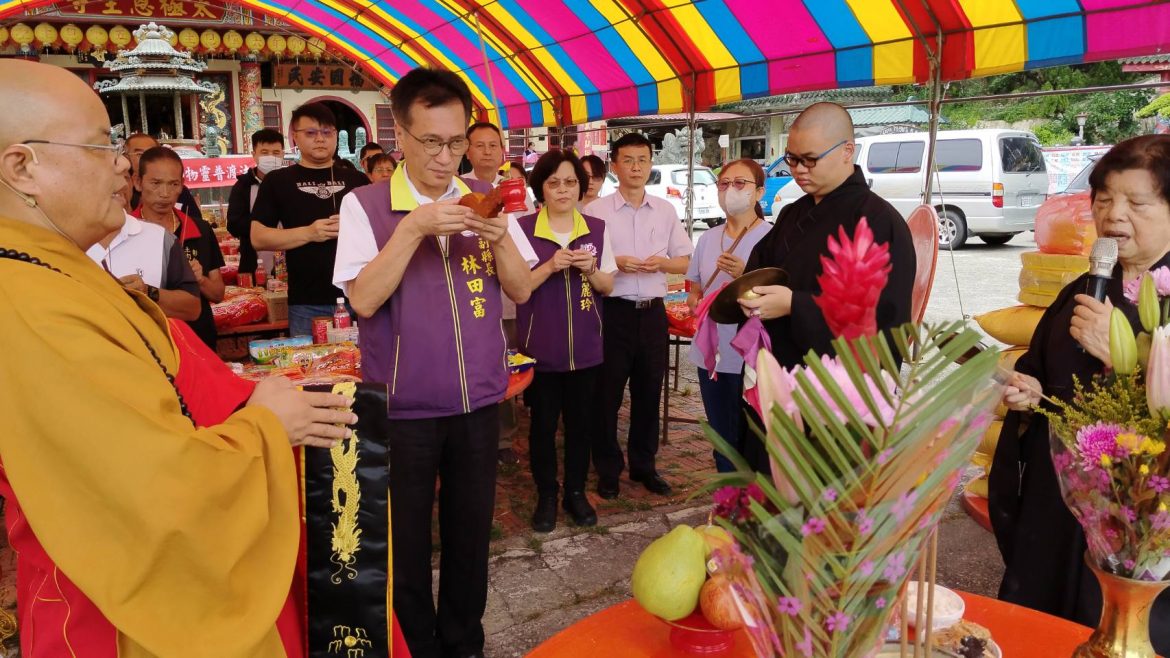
top-left (1124, 267), bottom-right (1170, 303)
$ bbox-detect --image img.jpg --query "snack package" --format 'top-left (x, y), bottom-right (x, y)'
top-left (507, 350), bottom-right (536, 374)
top-left (249, 335), bottom-right (313, 364)
top-left (212, 292), bottom-right (269, 330)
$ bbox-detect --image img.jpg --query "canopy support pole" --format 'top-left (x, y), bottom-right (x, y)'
top-left (138, 92), bottom-right (148, 135)
top-left (685, 72), bottom-right (696, 238)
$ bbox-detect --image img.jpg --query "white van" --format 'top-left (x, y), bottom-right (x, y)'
top-left (771, 129), bottom-right (1048, 248)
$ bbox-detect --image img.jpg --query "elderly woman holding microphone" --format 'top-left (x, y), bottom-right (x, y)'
top-left (685, 158), bottom-right (772, 472)
top-left (990, 135), bottom-right (1170, 653)
top-left (516, 149), bottom-right (617, 532)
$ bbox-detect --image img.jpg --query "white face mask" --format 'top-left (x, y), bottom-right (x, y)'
top-left (719, 186), bottom-right (755, 217)
top-left (257, 155), bottom-right (284, 175)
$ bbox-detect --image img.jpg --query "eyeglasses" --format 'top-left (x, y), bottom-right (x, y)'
top-left (545, 178), bottom-right (579, 190)
top-left (295, 128), bottom-right (336, 140)
top-left (401, 125), bottom-right (469, 157)
top-left (22, 137), bottom-right (126, 161)
top-left (618, 157), bottom-right (650, 168)
top-left (716, 178), bottom-right (756, 191)
top-left (782, 140), bottom-right (848, 169)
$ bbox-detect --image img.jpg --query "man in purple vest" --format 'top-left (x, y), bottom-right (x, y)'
top-left (332, 68), bottom-right (536, 658)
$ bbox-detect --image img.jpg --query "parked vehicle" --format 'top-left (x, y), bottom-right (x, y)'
top-left (600, 164), bottom-right (723, 227)
top-left (771, 129), bottom-right (1048, 248)
top-left (761, 157), bottom-right (793, 218)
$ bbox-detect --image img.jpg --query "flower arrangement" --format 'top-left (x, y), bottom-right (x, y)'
top-left (1044, 266), bottom-right (1170, 581)
top-left (704, 218), bottom-right (1001, 657)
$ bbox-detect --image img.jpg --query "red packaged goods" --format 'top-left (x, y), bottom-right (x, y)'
top-left (311, 317), bottom-right (332, 344)
top-left (212, 293), bottom-right (269, 330)
top-left (1034, 191), bottom-right (1096, 256)
top-left (237, 272), bottom-right (253, 289)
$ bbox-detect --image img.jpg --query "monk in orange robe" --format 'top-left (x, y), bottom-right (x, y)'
top-left (0, 59), bottom-right (358, 657)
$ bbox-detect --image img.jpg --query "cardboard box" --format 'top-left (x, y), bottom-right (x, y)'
top-left (264, 291), bottom-right (289, 324)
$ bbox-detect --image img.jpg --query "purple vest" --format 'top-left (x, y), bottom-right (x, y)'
top-left (516, 212), bottom-right (606, 372)
top-left (353, 178), bottom-right (507, 419)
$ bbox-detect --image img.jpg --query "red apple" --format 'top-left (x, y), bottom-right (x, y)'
top-left (699, 575), bottom-right (744, 630)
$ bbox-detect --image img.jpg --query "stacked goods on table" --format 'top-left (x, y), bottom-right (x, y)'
top-left (233, 336), bottom-right (361, 385)
top-left (213, 286), bottom-right (270, 331)
top-left (965, 195), bottom-right (1092, 502)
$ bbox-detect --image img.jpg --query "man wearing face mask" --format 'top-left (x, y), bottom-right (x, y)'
top-left (228, 129), bottom-right (285, 276)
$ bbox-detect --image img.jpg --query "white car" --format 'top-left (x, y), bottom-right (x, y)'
top-left (600, 164), bottom-right (722, 227)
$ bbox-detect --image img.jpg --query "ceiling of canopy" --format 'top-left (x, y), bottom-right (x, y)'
top-left (3, 0), bottom-right (1169, 129)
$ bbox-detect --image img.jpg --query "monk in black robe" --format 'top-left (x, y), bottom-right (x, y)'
top-left (738, 102), bottom-right (916, 470)
top-left (990, 135), bottom-right (1170, 652)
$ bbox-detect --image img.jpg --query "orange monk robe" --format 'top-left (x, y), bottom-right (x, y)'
top-left (0, 215), bottom-right (300, 657)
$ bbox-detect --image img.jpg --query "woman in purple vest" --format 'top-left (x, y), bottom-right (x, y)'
top-left (517, 150), bottom-right (618, 532)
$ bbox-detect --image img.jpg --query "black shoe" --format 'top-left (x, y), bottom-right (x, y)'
top-left (498, 447), bottom-right (519, 465)
top-left (632, 471), bottom-right (673, 496)
top-left (597, 478), bottom-right (620, 500)
top-left (563, 491), bottom-right (598, 526)
top-left (532, 494), bottom-right (557, 533)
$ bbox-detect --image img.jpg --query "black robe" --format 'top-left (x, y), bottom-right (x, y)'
top-left (989, 255), bottom-right (1170, 653)
top-left (740, 166), bottom-right (916, 470)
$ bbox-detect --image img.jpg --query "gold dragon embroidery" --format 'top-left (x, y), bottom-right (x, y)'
top-left (330, 382), bottom-right (361, 584)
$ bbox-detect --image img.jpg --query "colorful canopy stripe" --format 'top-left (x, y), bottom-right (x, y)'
top-left (3, 0), bottom-right (1170, 129)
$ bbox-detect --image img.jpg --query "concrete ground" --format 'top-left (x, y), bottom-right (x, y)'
top-left (472, 231), bottom-right (1035, 656)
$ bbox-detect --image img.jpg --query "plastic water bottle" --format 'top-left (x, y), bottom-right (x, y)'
top-left (333, 297), bottom-right (352, 329)
top-left (255, 258), bottom-right (267, 288)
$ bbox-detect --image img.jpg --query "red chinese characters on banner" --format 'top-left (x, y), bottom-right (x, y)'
top-left (181, 155), bottom-right (253, 189)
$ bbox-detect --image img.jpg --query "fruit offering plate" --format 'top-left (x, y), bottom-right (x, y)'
top-left (662, 611), bottom-right (736, 654)
top-left (874, 640), bottom-right (1002, 658)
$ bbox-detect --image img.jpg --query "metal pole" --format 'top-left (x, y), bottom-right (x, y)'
top-left (173, 91), bottom-right (184, 140)
top-left (921, 31), bottom-right (944, 204)
top-left (685, 73), bottom-right (696, 238)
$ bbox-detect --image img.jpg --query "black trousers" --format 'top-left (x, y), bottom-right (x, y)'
top-left (528, 366), bottom-right (599, 495)
top-left (594, 297), bottom-right (668, 480)
top-left (390, 404), bottom-right (499, 658)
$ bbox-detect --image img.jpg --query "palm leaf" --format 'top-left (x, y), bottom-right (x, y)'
top-left (706, 322), bottom-right (1000, 658)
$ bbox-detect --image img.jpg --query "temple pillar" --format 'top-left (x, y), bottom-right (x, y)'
top-left (239, 60), bottom-right (263, 148)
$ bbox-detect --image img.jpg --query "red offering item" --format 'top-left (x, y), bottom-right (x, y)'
top-left (499, 177), bottom-right (528, 213)
top-left (664, 611), bottom-right (736, 654)
top-left (238, 272), bottom-right (253, 289)
top-left (311, 317), bottom-right (332, 344)
top-left (212, 292), bottom-right (269, 330)
top-left (1035, 191), bottom-right (1095, 255)
top-left (255, 266), bottom-right (267, 288)
top-left (666, 302), bottom-right (698, 338)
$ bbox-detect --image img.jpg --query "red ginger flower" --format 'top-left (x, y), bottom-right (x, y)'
top-left (813, 217), bottom-right (892, 340)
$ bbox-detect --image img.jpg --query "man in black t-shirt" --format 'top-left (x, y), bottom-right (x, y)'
top-left (251, 102), bottom-right (369, 336)
top-left (132, 147), bottom-right (226, 348)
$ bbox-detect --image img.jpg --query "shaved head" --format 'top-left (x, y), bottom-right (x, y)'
top-left (785, 102), bottom-right (857, 203)
top-left (790, 102), bottom-right (854, 144)
top-left (0, 59), bottom-right (129, 248)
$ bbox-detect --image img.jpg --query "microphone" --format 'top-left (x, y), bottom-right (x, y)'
top-left (1085, 238), bottom-right (1118, 302)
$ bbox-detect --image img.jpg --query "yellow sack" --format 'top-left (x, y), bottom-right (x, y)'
top-left (976, 419), bottom-right (1003, 460)
top-left (975, 306), bottom-right (1044, 347)
top-left (1019, 251), bottom-right (1090, 272)
top-left (966, 477), bottom-right (989, 498)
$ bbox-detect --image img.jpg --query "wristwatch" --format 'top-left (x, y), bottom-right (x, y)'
top-left (145, 285), bottom-right (160, 302)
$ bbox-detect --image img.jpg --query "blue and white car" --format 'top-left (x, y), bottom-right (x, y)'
top-left (761, 157), bottom-right (793, 219)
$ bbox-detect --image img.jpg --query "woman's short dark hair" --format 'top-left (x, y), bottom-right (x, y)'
top-left (367, 153), bottom-right (396, 172)
top-left (720, 157), bottom-right (767, 219)
top-left (137, 146), bottom-right (183, 178)
top-left (390, 67), bottom-right (473, 127)
top-left (529, 149), bottom-right (588, 203)
top-left (1089, 134), bottom-right (1170, 206)
top-left (581, 154), bottom-right (607, 180)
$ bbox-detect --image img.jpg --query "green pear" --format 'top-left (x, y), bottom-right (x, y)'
top-left (632, 525), bottom-right (708, 620)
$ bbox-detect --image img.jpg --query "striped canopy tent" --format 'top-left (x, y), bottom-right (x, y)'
top-left (4, 0), bottom-right (1170, 130)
